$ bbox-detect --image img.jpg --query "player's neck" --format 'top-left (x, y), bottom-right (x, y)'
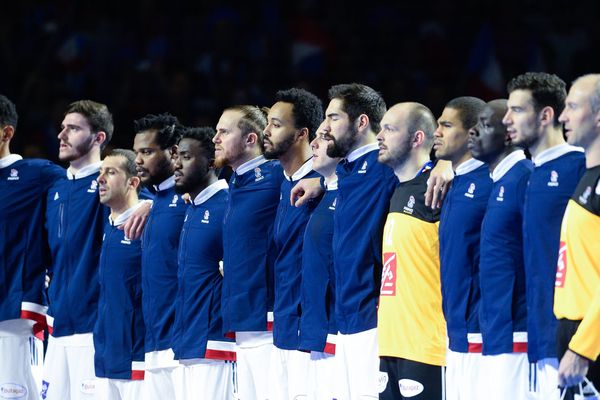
top-left (110, 193), bottom-right (139, 222)
top-left (451, 151), bottom-right (472, 171)
top-left (529, 126), bottom-right (565, 158)
top-left (585, 139), bottom-right (600, 169)
top-left (0, 144), bottom-right (9, 159)
top-left (280, 144), bottom-right (312, 177)
top-left (69, 150), bottom-right (101, 174)
top-left (488, 147), bottom-right (516, 172)
top-left (231, 149), bottom-right (262, 172)
top-left (394, 152), bottom-right (429, 183)
top-left (188, 173), bottom-right (218, 201)
top-left (347, 131), bottom-right (377, 156)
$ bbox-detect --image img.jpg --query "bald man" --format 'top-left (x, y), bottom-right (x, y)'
top-left (376, 102), bottom-right (446, 399)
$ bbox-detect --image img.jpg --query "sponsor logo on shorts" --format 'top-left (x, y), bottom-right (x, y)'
top-left (555, 241), bottom-right (567, 288)
top-left (377, 372), bottom-right (389, 393)
top-left (0, 383), bottom-right (27, 399)
top-left (80, 380), bottom-right (96, 395)
top-left (398, 379), bottom-right (424, 397)
top-left (40, 381), bottom-right (49, 399)
top-left (381, 252), bottom-right (397, 296)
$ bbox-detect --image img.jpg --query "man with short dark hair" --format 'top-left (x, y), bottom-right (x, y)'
top-left (504, 72), bottom-right (585, 399)
top-left (554, 73), bottom-right (600, 398)
top-left (434, 96), bottom-right (491, 400)
top-left (94, 149), bottom-right (145, 399)
top-left (172, 127), bottom-right (235, 400)
top-left (263, 87), bottom-right (323, 399)
top-left (472, 99), bottom-right (533, 400)
top-left (0, 94), bottom-right (64, 400)
top-left (132, 113), bottom-right (188, 400)
top-left (320, 83), bottom-right (396, 399)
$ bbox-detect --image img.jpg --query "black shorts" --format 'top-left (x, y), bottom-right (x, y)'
top-left (557, 319), bottom-right (600, 399)
top-left (379, 356), bottom-right (445, 400)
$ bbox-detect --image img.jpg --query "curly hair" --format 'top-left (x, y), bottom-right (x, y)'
top-left (133, 113), bottom-right (181, 150)
top-left (275, 88), bottom-right (323, 141)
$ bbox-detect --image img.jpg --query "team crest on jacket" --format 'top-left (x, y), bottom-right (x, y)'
top-left (464, 182), bottom-right (476, 198)
top-left (254, 167), bottom-right (264, 182)
top-left (202, 210), bottom-right (210, 224)
top-left (403, 195), bottom-right (415, 214)
top-left (358, 161), bottom-right (368, 174)
top-left (496, 186), bottom-right (505, 202)
top-left (7, 168), bottom-right (19, 181)
top-left (547, 170), bottom-right (559, 187)
top-left (169, 194), bottom-right (179, 207)
top-left (579, 186), bottom-right (592, 205)
top-left (87, 180), bottom-right (98, 193)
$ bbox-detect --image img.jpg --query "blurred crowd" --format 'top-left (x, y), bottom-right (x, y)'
top-left (2, 0), bottom-right (599, 161)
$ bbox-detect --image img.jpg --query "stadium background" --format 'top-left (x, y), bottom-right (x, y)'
top-left (4, 0), bottom-right (599, 162)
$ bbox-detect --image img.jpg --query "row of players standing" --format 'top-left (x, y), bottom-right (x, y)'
top-left (0, 71), bottom-right (599, 400)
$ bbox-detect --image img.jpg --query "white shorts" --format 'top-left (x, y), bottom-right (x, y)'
top-left (445, 349), bottom-right (483, 400)
top-left (144, 349), bottom-right (181, 400)
top-left (176, 359), bottom-right (235, 400)
top-left (334, 328), bottom-right (379, 399)
top-left (0, 319), bottom-right (40, 400)
top-left (95, 378), bottom-right (143, 400)
top-left (267, 347), bottom-right (310, 400)
top-left (307, 351), bottom-right (336, 400)
top-left (528, 358), bottom-right (559, 400)
top-left (42, 333), bottom-right (97, 400)
top-left (479, 352), bottom-right (529, 400)
top-left (235, 332), bottom-right (274, 400)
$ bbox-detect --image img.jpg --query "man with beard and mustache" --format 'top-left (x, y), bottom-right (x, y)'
top-left (293, 83), bottom-right (398, 398)
top-left (131, 113), bottom-right (188, 400)
top-left (376, 102), bottom-right (446, 400)
top-left (212, 105), bottom-right (283, 400)
top-left (471, 99), bottom-right (533, 400)
top-left (43, 100), bottom-right (117, 399)
top-left (503, 72), bottom-right (585, 400)
top-left (0, 94), bottom-right (64, 400)
top-left (171, 127), bottom-right (235, 400)
top-left (262, 88), bottom-right (322, 399)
